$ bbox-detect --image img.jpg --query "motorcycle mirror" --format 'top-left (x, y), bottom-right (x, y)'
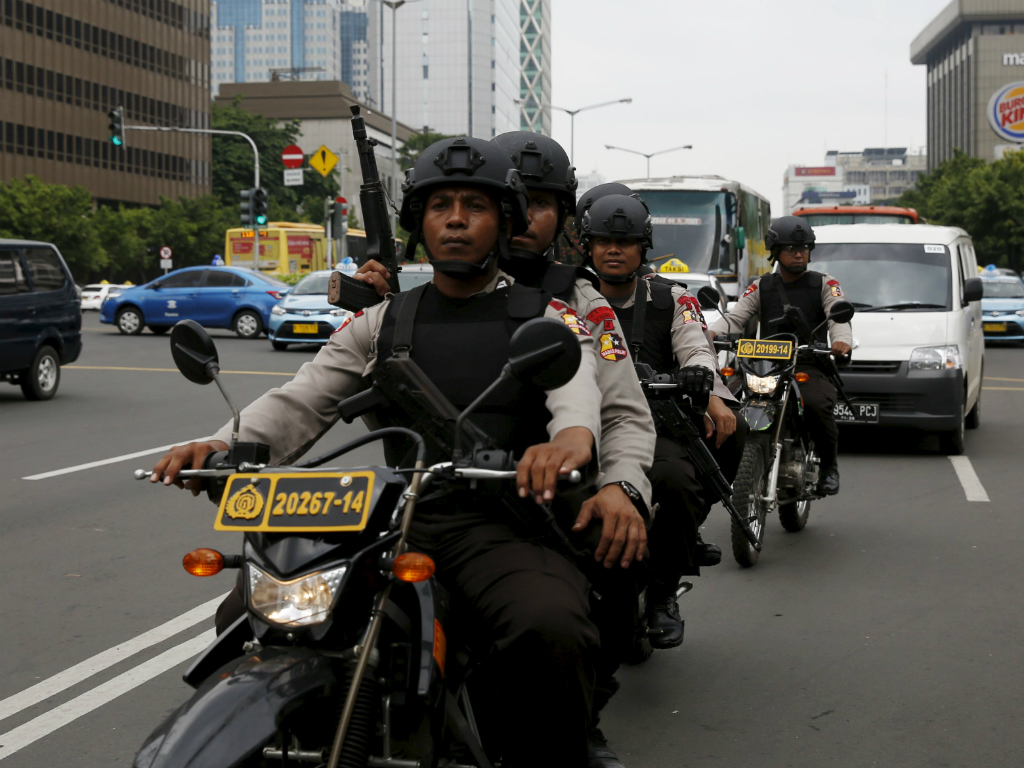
top-left (827, 301), bottom-right (855, 325)
top-left (696, 285), bottom-right (721, 311)
top-left (170, 320), bottom-right (219, 385)
top-left (507, 317), bottom-right (581, 390)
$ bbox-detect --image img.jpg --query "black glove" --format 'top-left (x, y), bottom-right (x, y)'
top-left (676, 366), bottom-right (714, 409)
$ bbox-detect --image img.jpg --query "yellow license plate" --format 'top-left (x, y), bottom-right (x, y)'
top-left (735, 338), bottom-right (794, 360)
top-left (293, 323), bottom-right (319, 334)
top-left (983, 322), bottom-right (1007, 332)
top-left (215, 472), bottom-right (375, 533)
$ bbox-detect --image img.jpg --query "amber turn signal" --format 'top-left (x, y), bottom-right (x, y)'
top-left (721, 367), bottom-right (734, 377)
top-left (183, 548), bottom-right (225, 577)
top-left (392, 552), bottom-right (436, 583)
top-left (795, 372), bottom-right (810, 383)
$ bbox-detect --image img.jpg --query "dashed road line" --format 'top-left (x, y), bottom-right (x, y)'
top-left (948, 456), bottom-right (990, 502)
top-left (65, 365), bottom-right (294, 376)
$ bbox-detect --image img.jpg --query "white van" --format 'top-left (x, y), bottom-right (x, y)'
top-left (811, 224), bottom-right (984, 454)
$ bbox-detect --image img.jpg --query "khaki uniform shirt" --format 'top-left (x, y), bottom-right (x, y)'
top-left (710, 272), bottom-right (853, 346)
top-left (211, 270), bottom-right (602, 467)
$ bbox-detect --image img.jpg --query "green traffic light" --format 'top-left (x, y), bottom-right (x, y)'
top-left (255, 214), bottom-right (268, 226)
top-left (111, 135), bottom-right (123, 146)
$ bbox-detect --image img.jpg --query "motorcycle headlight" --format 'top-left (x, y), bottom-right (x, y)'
top-left (330, 308), bottom-right (350, 317)
top-left (745, 373), bottom-right (780, 394)
top-left (909, 345), bottom-right (960, 371)
top-left (271, 305), bottom-right (287, 316)
top-left (248, 563), bottom-right (348, 627)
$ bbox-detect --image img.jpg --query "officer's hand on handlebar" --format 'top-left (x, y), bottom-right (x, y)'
top-left (677, 365), bottom-right (714, 409)
top-left (516, 427), bottom-right (593, 506)
top-left (353, 259), bottom-right (392, 297)
top-left (573, 484), bottom-right (647, 569)
top-left (831, 341), bottom-right (852, 358)
top-left (151, 440), bottom-right (229, 496)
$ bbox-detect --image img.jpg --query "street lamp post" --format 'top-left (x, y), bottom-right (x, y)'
top-left (604, 143), bottom-right (693, 179)
top-left (545, 98), bottom-right (632, 165)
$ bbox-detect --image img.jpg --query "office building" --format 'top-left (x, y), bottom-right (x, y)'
top-left (339, 0), bottom-right (369, 101)
top-left (911, 0), bottom-right (1024, 170)
top-left (1, 0), bottom-right (212, 206)
top-left (366, 0), bottom-right (521, 139)
top-left (782, 148), bottom-right (927, 214)
top-left (211, 0), bottom-right (343, 95)
top-left (518, 0), bottom-right (550, 134)
top-left (214, 79), bottom-right (414, 225)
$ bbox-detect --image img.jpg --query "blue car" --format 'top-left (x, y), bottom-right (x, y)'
top-left (268, 270), bottom-right (352, 350)
top-left (980, 276), bottom-right (1024, 343)
top-left (101, 266), bottom-right (290, 338)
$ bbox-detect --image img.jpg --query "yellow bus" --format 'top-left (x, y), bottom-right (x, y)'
top-left (224, 224), bottom-right (403, 275)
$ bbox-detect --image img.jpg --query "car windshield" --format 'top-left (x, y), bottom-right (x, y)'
top-left (982, 280), bottom-right (1024, 298)
top-left (292, 273), bottom-right (331, 295)
top-left (237, 268), bottom-right (289, 288)
top-left (399, 268), bottom-right (433, 290)
top-left (639, 191), bottom-right (733, 274)
top-left (801, 214), bottom-right (914, 226)
top-left (811, 243), bottom-right (952, 310)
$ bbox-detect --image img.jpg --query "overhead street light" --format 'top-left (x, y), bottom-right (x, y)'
top-left (540, 98), bottom-right (632, 165)
top-left (604, 143), bottom-right (693, 179)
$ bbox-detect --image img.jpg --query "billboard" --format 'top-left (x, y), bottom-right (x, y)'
top-left (794, 167), bottom-right (837, 177)
top-left (988, 82), bottom-right (1024, 143)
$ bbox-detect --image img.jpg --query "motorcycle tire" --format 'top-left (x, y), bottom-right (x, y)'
top-left (778, 499), bottom-right (811, 533)
top-left (730, 438), bottom-right (769, 568)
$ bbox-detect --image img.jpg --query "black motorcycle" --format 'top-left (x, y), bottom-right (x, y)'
top-left (132, 317), bottom-right (591, 768)
top-left (718, 301), bottom-right (855, 567)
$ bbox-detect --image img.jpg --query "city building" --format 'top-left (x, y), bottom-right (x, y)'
top-left (782, 148), bottom-right (927, 214)
top-left (518, 0), bottom-right (550, 134)
top-left (366, 0), bottom-right (521, 139)
top-left (214, 79), bottom-right (414, 225)
top-left (211, 0), bottom-right (344, 96)
top-left (1, 0), bottom-right (212, 206)
top-left (911, 0), bottom-right (1024, 170)
top-left (339, 0), bottom-right (369, 102)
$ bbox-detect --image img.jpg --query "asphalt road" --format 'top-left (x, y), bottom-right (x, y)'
top-left (1, 313), bottom-right (1021, 766)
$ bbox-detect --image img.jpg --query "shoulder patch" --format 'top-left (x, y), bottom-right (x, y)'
top-left (676, 294), bottom-right (707, 329)
top-left (827, 278), bottom-right (843, 297)
top-left (332, 310), bottom-right (362, 335)
top-left (598, 333), bottom-right (628, 362)
top-left (586, 306), bottom-right (615, 324)
top-left (558, 306), bottom-right (591, 336)
top-left (548, 299), bottom-right (566, 311)
top-left (743, 283), bottom-right (757, 298)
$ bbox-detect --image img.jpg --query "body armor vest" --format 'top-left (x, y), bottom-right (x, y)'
top-left (611, 279), bottom-right (677, 374)
top-left (375, 282), bottom-right (553, 463)
top-left (757, 271), bottom-right (828, 345)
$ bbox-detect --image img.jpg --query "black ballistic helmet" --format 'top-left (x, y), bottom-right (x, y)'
top-left (400, 136), bottom-right (529, 279)
top-left (579, 194), bottom-right (654, 285)
top-left (492, 131), bottom-right (578, 213)
top-left (573, 182), bottom-right (649, 232)
top-left (765, 216), bottom-right (816, 262)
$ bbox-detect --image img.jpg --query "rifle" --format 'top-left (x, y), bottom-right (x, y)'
top-left (636, 364), bottom-right (761, 550)
top-left (328, 105), bottom-right (402, 311)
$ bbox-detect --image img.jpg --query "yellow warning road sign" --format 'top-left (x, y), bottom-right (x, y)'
top-left (310, 145), bottom-right (338, 177)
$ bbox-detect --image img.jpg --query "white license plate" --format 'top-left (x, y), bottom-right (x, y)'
top-left (834, 402), bottom-right (879, 424)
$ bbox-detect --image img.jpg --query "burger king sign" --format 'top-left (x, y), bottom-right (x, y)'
top-left (988, 81), bottom-right (1024, 143)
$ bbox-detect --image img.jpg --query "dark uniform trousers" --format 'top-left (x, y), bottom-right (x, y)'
top-left (796, 365), bottom-right (839, 470)
top-left (217, 493), bottom-right (599, 768)
top-left (646, 406), bottom-right (748, 589)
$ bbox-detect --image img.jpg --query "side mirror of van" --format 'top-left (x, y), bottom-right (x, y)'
top-left (962, 277), bottom-right (983, 304)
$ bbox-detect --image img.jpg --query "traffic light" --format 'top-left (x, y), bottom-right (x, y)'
top-left (253, 187), bottom-right (268, 226)
top-left (240, 188), bottom-right (255, 226)
top-left (107, 106), bottom-right (125, 147)
top-left (332, 197), bottom-right (349, 236)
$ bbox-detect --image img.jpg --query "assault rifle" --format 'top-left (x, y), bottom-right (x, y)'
top-left (328, 105), bottom-right (402, 311)
top-left (636, 363), bottom-right (761, 550)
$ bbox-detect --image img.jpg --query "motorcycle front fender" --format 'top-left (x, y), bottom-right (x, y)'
top-left (133, 646), bottom-right (336, 768)
top-left (740, 400), bottom-right (777, 432)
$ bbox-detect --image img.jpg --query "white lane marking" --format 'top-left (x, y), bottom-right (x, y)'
top-left (948, 456), bottom-right (990, 502)
top-left (0, 593), bottom-right (226, 721)
top-left (0, 630), bottom-right (215, 760)
top-left (22, 437), bottom-right (212, 480)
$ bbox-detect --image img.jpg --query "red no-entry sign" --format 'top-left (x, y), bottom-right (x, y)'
top-left (281, 144), bottom-right (304, 169)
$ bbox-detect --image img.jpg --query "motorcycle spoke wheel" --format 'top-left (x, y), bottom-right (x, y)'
top-left (730, 440), bottom-right (769, 568)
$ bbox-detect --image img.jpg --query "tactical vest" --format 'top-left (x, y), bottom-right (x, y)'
top-left (757, 271), bottom-right (828, 345)
top-left (375, 281), bottom-right (554, 463)
top-left (610, 279), bottom-right (677, 374)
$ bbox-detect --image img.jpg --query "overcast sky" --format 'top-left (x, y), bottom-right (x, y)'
top-left (549, 0), bottom-right (950, 213)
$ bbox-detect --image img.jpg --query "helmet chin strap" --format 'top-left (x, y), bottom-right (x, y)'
top-left (594, 268), bottom-right (638, 285)
top-left (500, 243), bottom-right (556, 285)
top-left (422, 222), bottom-right (508, 282)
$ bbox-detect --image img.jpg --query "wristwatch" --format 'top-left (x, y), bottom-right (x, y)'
top-left (612, 481), bottom-right (649, 519)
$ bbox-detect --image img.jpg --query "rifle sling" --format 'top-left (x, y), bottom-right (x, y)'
top-left (630, 278), bottom-right (648, 356)
top-left (390, 283), bottom-right (429, 355)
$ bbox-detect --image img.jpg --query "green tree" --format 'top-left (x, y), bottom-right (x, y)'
top-left (0, 176), bottom-right (106, 279)
top-left (397, 131), bottom-right (453, 171)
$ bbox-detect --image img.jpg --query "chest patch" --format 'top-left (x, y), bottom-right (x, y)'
top-left (599, 332), bottom-right (628, 362)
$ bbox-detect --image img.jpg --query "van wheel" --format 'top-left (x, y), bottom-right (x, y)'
top-left (940, 401), bottom-right (966, 455)
top-left (966, 392), bottom-right (981, 429)
top-left (21, 346), bottom-right (60, 400)
top-left (233, 310), bottom-right (263, 339)
top-left (116, 306), bottom-right (144, 335)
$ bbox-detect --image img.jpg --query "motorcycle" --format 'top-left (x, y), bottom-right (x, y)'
top-left (716, 301), bottom-right (855, 567)
top-left (132, 316), bottom-right (591, 768)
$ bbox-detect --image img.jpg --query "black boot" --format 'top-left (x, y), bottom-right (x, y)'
top-left (588, 725), bottom-right (626, 768)
top-left (646, 588), bottom-right (684, 649)
top-left (817, 466), bottom-right (840, 496)
top-left (693, 533), bottom-right (722, 567)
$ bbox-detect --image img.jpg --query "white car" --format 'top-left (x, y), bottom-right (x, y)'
top-left (647, 270), bottom-right (729, 327)
top-left (80, 283), bottom-right (128, 311)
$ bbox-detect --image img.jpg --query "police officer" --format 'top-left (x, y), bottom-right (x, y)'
top-left (151, 136), bottom-right (643, 768)
top-left (710, 215), bottom-right (852, 495)
top-left (580, 193), bottom-right (744, 649)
